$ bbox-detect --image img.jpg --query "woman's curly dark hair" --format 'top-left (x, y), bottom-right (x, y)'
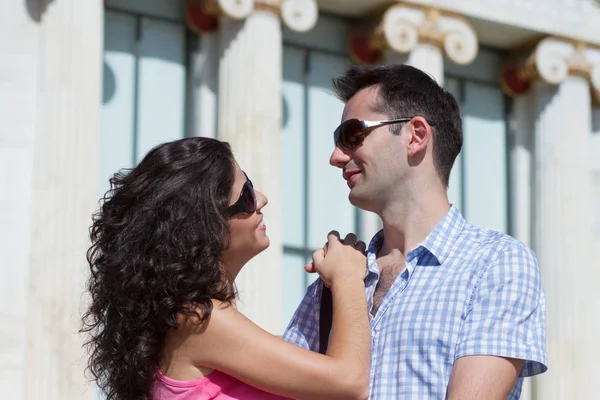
top-left (81, 137), bottom-right (238, 400)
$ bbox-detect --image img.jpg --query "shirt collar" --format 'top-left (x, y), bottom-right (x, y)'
top-left (365, 205), bottom-right (466, 273)
top-left (366, 231), bottom-right (384, 276)
top-left (414, 205), bottom-right (466, 265)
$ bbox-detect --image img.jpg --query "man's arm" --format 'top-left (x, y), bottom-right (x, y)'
top-left (448, 241), bottom-right (547, 399)
top-left (446, 356), bottom-right (524, 400)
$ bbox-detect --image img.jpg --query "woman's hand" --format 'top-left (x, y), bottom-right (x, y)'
top-left (309, 231), bottom-right (367, 288)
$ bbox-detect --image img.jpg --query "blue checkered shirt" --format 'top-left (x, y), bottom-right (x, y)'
top-left (283, 206), bottom-right (547, 399)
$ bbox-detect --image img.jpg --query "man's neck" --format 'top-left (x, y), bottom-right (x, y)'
top-left (378, 192), bottom-right (451, 258)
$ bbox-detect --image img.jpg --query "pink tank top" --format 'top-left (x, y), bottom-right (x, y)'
top-left (152, 370), bottom-right (290, 400)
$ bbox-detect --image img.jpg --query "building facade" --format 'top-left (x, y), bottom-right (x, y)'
top-left (1, 0), bottom-right (600, 398)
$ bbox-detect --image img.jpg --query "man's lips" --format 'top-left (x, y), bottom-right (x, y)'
top-left (343, 170), bottom-right (361, 181)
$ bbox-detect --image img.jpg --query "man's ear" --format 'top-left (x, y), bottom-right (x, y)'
top-left (407, 116), bottom-right (432, 157)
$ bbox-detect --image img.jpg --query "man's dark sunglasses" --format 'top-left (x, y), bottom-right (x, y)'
top-left (226, 172), bottom-right (256, 217)
top-left (333, 117), bottom-right (434, 150)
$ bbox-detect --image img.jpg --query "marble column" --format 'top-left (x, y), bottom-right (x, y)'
top-left (533, 76), bottom-right (600, 399)
top-left (0, 2), bottom-right (40, 399)
top-left (593, 105), bottom-right (600, 253)
top-left (533, 75), bottom-right (597, 400)
top-left (23, 1), bottom-right (104, 399)
top-left (503, 37), bottom-right (600, 400)
top-left (190, 32), bottom-right (219, 138)
top-left (186, 0), bottom-right (318, 333)
top-left (507, 92), bottom-right (535, 400)
top-left (350, 4), bottom-right (478, 86)
top-left (385, 43), bottom-right (445, 85)
top-left (508, 94), bottom-right (535, 246)
top-left (218, 5), bottom-right (284, 335)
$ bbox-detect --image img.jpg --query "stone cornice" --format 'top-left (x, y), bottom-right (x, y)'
top-left (402, 0), bottom-right (600, 48)
top-left (501, 37), bottom-right (600, 103)
top-left (349, 3), bottom-right (478, 66)
top-left (185, 0), bottom-right (318, 33)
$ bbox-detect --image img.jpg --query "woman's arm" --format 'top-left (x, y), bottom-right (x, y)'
top-left (190, 233), bottom-right (370, 400)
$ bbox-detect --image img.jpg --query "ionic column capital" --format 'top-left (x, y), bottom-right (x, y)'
top-left (350, 3), bottom-right (478, 66)
top-left (185, 0), bottom-right (318, 33)
top-left (501, 37), bottom-right (600, 102)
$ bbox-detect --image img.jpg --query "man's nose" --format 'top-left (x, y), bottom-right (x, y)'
top-left (329, 146), bottom-right (351, 168)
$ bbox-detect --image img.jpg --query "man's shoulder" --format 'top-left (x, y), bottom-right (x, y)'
top-left (459, 222), bottom-right (534, 255)
top-left (453, 223), bottom-right (539, 276)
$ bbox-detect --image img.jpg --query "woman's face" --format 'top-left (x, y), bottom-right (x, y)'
top-left (221, 162), bottom-right (269, 274)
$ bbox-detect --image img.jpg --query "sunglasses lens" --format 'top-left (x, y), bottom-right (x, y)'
top-left (334, 119), bottom-right (364, 149)
top-left (242, 183), bottom-right (256, 213)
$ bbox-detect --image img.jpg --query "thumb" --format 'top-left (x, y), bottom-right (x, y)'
top-left (312, 247), bottom-right (325, 267)
top-left (304, 262), bottom-right (316, 273)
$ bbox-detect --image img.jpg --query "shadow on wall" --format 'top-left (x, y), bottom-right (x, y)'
top-left (26, 0), bottom-right (55, 23)
top-left (282, 94), bottom-right (290, 130)
top-left (103, 61), bottom-right (116, 104)
top-left (102, 11), bottom-right (188, 104)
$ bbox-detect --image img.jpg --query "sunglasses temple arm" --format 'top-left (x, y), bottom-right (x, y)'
top-left (362, 120), bottom-right (382, 129)
top-left (362, 119), bottom-right (410, 129)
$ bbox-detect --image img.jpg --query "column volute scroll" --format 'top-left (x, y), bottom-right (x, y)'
top-left (184, 0), bottom-right (318, 33)
top-left (349, 3), bottom-right (478, 66)
top-left (501, 37), bottom-right (600, 104)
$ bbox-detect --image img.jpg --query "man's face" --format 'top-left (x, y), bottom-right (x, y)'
top-left (329, 87), bottom-right (410, 213)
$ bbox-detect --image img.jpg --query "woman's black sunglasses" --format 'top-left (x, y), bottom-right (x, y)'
top-left (333, 117), bottom-right (434, 150)
top-left (226, 172), bottom-right (256, 217)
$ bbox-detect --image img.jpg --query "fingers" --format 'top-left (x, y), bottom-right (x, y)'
top-left (312, 232), bottom-right (367, 286)
top-left (354, 240), bottom-right (367, 253)
top-left (313, 232), bottom-right (365, 274)
top-left (343, 232), bottom-right (358, 246)
top-left (326, 230), bottom-right (341, 248)
top-left (324, 232), bottom-right (364, 251)
top-left (327, 230), bottom-right (341, 240)
top-left (312, 247), bottom-right (325, 266)
top-left (323, 230), bottom-right (340, 255)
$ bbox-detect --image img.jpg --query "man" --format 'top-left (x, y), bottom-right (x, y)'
top-left (283, 64), bottom-right (547, 399)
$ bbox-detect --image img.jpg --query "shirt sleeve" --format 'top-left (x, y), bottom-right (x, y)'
top-left (455, 242), bottom-right (547, 377)
top-left (281, 279), bottom-right (322, 352)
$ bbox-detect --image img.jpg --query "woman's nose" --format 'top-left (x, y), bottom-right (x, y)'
top-left (255, 190), bottom-right (268, 211)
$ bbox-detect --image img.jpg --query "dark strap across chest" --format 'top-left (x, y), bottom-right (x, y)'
top-left (318, 285), bottom-right (333, 354)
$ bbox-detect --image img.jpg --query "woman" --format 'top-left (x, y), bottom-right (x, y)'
top-left (81, 137), bottom-right (370, 400)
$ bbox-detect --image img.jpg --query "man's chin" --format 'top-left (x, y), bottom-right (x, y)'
top-left (348, 190), bottom-right (368, 209)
